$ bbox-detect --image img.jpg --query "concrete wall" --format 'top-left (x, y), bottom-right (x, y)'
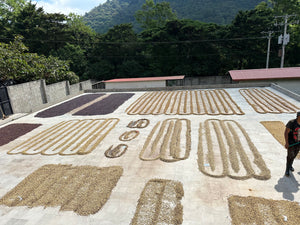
top-left (7, 79), bottom-right (93, 113)
top-left (105, 80), bottom-right (166, 89)
top-left (80, 80), bottom-right (93, 90)
top-left (275, 79), bottom-right (300, 95)
top-left (7, 80), bottom-right (46, 113)
top-left (92, 76), bottom-right (230, 90)
top-left (238, 78), bottom-right (300, 95)
top-left (183, 76), bottom-right (231, 86)
top-left (45, 81), bottom-right (69, 104)
top-left (69, 82), bottom-right (80, 95)
top-left (271, 83), bottom-right (300, 101)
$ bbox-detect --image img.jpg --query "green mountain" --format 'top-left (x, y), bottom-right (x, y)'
top-left (84, 0), bottom-right (265, 33)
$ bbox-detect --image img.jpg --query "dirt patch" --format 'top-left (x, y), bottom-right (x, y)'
top-left (0, 123), bottom-right (41, 147)
top-left (228, 195), bottom-right (300, 225)
top-left (261, 121), bottom-right (286, 146)
top-left (73, 93), bottom-right (134, 115)
top-left (126, 90), bottom-right (244, 115)
top-left (198, 119), bottom-right (270, 180)
top-left (7, 119), bottom-right (119, 155)
top-left (261, 121), bottom-right (300, 159)
top-left (140, 119), bottom-right (191, 162)
top-left (0, 164), bottom-right (123, 216)
top-left (127, 119), bottom-right (150, 128)
top-left (240, 88), bottom-right (299, 114)
top-left (131, 179), bottom-right (184, 225)
top-left (105, 144), bottom-right (128, 158)
top-left (35, 94), bottom-right (104, 118)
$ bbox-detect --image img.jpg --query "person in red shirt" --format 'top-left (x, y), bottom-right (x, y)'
top-left (284, 111), bottom-right (300, 177)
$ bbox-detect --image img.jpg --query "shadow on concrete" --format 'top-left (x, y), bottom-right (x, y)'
top-left (274, 173), bottom-right (300, 201)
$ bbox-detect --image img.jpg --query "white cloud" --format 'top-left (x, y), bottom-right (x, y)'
top-left (33, 0), bottom-right (107, 15)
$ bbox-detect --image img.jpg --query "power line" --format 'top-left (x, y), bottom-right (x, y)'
top-left (0, 35), bottom-right (267, 45)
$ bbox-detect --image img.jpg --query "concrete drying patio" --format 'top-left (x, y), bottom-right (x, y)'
top-left (0, 87), bottom-right (299, 225)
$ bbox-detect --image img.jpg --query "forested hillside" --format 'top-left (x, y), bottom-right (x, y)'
top-left (84, 0), bottom-right (264, 33)
top-left (1, 0), bottom-right (299, 85)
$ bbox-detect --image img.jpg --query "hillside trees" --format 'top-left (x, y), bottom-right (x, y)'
top-left (84, 24), bottom-right (143, 80)
top-left (223, 2), bottom-right (279, 69)
top-left (83, 0), bottom-right (264, 33)
top-left (1, 0), bottom-right (299, 85)
top-left (52, 13), bottom-right (97, 77)
top-left (0, 1), bottom-right (97, 82)
top-left (79, 0), bottom-right (299, 80)
top-left (135, 0), bottom-right (177, 30)
top-left (140, 19), bottom-right (223, 76)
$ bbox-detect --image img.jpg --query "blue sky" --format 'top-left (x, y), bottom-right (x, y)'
top-left (33, 0), bottom-right (107, 15)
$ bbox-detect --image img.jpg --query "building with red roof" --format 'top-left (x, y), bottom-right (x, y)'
top-left (102, 75), bottom-right (185, 90)
top-left (229, 67), bottom-right (300, 95)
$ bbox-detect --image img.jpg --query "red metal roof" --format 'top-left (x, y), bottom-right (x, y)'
top-left (229, 67), bottom-right (300, 81)
top-left (104, 75), bottom-right (185, 83)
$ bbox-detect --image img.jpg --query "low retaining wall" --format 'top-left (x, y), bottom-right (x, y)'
top-left (86, 82), bottom-right (271, 93)
top-left (7, 80), bottom-right (93, 113)
top-left (271, 83), bottom-right (300, 101)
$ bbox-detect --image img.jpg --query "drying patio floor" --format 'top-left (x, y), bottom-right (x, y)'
top-left (0, 87), bottom-right (299, 225)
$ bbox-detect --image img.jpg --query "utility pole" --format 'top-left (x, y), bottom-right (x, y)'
top-left (275, 14), bottom-right (299, 68)
top-left (262, 31), bottom-right (274, 69)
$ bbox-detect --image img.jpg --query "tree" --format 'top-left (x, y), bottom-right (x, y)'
top-left (135, 0), bottom-right (177, 30)
top-left (0, 36), bottom-right (79, 84)
top-left (54, 43), bottom-right (88, 77)
top-left (65, 13), bottom-right (96, 46)
top-left (10, 2), bottom-right (70, 55)
top-left (223, 3), bottom-right (278, 69)
top-left (268, 0), bottom-right (300, 66)
top-left (0, 0), bottom-right (26, 20)
top-left (52, 13), bottom-right (97, 78)
top-left (84, 23), bottom-right (144, 80)
top-left (139, 19), bottom-right (223, 76)
top-left (269, 0), bottom-right (300, 15)
top-left (0, 0), bottom-right (26, 40)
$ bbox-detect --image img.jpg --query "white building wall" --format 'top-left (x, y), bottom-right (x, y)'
top-left (105, 80), bottom-right (166, 89)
